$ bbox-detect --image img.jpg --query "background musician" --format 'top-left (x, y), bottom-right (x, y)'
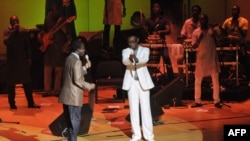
top-left (221, 5), bottom-right (250, 86)
top-left (102, 0), bottom-right (126, 53)
top-left (3, 15), bottom-right (41, 109)
top-left (177, 5), bottom-right (202, 81)
top-left (179, 5), bottom-right (202, 41)
top-left (191, 14), bottom-right (222, 108)
top-left (41, 2), bottom-right (68, 97)
top-left (143, 2), bottom-right (174, 80)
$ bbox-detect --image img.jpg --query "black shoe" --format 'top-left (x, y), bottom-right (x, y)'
top-left (214, 103), bottom-right (222, 108)
top-left (191, 103), bottom-right (202, 108)
top-left (28, 104), bottom-right (41, 109)
top-left (10, 105), bottom-right (17, 110)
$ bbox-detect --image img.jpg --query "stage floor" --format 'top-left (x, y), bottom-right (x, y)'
top-left (0, 85), bottom-right (250, 141)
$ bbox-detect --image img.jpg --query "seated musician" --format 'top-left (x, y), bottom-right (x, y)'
top-left (221, 5), bottom-right (250, 86)
top-left (142, 2), bottom-right (174, 80)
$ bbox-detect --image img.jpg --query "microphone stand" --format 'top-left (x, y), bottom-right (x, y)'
top-left (0, 118), bottom-right (20, 124)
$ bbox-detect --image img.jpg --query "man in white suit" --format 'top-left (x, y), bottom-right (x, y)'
top-left (122, 35), bottom-right (155, 141)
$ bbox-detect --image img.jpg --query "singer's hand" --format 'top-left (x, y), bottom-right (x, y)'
top-left (85, 60), bottom-right (91, 68)
top-left (12, 24), bottom-right (19, 31)
top-left (129, 54), bottom-right (135, 62)
top-left (129, 54), bottom-right (138, 63)
top-left (89, 83), bottom-right (96, 90)
top-left (84, 54), bottom-right (91, 68)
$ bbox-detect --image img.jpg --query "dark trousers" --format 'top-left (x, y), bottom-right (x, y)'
top-left (63, 104), bottom-right (81, 141)
top-left (240, 54), bottom-right (250, 81)
top-left (8, 82), bottom-right (35, 107)
top-left (103, 24), bottom-right (121, 50)
top-left (163, 47), bottom-right (174, 79)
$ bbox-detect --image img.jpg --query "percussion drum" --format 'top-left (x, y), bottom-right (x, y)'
top-left (147, 34), bottom-right (161, 40)
top-left (183, 39), bottom-right (192, 48)
top-left (146, 34), bottom-right (164, 44)
top-left (149, 47), bottom-right (162, 64)
top-left (140, 43), bottom-right (164, 64)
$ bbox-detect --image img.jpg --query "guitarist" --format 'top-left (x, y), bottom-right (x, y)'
top-left (41, 2), bottom-right (69, 97)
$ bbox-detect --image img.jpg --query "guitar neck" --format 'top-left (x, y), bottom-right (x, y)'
top-left (50, 20), bottom-right (69, 35)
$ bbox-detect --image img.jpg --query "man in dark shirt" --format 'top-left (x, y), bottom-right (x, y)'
top-left (3, 15), bottom-right (40, 109)
top-left (41, 2), bottom-right (68, 97)
top-left (143, 2), bottom-right (174, 80)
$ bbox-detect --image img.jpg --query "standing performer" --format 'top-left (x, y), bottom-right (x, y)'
top-left (221, 5), bottom-right (249, 86)
top-left (102, 0), bottom-right (126, 52)
top-left (59, 37), bottom-right (95, 141)
top-left (122, 35), bottom-right (155, 141)
top-left (191, 14), bottom-right (222, 108)
top-left (143, 2), bottom-right (174, 80)
top-left (3, 15), bottom-right (41, 109)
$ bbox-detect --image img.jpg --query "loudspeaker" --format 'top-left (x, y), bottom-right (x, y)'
top-left (125, 98), bottom-right (164, 122)
top-left (49, 104), bottom-right (92, 136)
top-left (152, 77), bottom-right (185, 106)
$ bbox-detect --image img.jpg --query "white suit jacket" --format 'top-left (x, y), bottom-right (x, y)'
top-left (122, 45), bottom-right (154, 91)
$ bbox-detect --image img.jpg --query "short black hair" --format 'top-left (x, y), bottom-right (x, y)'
top-left (192, 5), bottom-right (202, 13)
top-left (232, 5), bottom-right (240, 13)
top-left (70, 36), bottom-right (86, 52)
top-left (76, 36), bottom-right (88, 48)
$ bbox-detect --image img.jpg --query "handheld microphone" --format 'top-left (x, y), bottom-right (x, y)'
top-left (155, 24), bottom-right (159, 30)
top-left (132, 58), bottom-right (136, 64)
top-left (85, 54), bottom-right (89, 61)
top-left (85, 54), bottom-right (91, 68)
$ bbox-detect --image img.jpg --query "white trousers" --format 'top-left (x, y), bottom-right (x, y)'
top-left (127, 80), bottom-right (154, 140)
top-left (194, 72), bottom-right (220, 104)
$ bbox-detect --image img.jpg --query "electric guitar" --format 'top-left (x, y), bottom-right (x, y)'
top-left (39, 16), bottom-right (76, 52)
